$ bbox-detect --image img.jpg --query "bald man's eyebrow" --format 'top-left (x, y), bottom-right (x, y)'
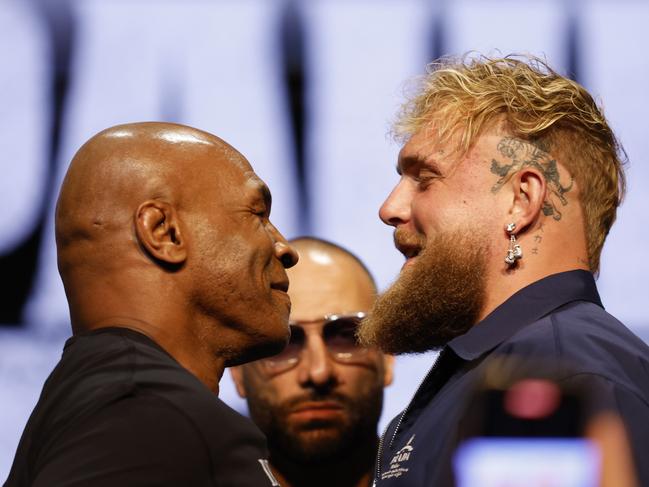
top-left (250, 182), bottom-right (273, 216)
top-left (260, 184), bottom-right (272, 210)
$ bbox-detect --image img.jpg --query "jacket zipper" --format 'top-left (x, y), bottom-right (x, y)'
top-left (373, 350), bottom-right (445, 484)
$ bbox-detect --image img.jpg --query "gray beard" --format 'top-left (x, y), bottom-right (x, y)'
top-left (358, 230), bottom-right (488, 354)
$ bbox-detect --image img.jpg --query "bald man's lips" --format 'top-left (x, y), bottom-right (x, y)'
top-left (270, 281), bottom-right (291, 312)
top-left (270, 280), bottom-right (289, 293)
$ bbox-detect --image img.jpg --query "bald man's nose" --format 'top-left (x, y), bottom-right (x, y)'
top-left (271, 226), bottom-right (298, 268)
top-left (298, 337), bottom-right (335, 387)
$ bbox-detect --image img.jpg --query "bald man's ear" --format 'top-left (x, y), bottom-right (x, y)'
top-left (135, 200), bottom-right (187, 266)
top-left (382, 354), bottom-right (395, 387)
top-left (507, 168), bottom-right (547, 234)
top-left (229, 367), bottom-right (248, 398)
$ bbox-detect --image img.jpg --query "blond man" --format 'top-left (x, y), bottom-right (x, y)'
top-left (358, 55), bottom-right (649, 486)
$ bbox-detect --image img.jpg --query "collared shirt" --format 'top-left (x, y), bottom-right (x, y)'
top-left (374, 270), bottom-right (649, 486)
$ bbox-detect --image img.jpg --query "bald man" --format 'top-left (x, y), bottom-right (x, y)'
top-left (5, 122), bottom-right (297, 486)
top-left (231, 238), bottom-right (394, 487)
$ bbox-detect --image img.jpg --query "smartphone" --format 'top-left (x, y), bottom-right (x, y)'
top-left (453, 377), bottom-right (601, 487)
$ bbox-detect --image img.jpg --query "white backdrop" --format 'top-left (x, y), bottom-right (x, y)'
top-left (1, 0), bottom-right (648, 479)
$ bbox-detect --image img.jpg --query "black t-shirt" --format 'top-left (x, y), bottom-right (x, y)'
top-left (4, 327), bottom-right (278, 487)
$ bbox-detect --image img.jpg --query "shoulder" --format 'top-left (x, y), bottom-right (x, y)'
top-left (152, 385), bottom-right (267, 449)
top-left (500, 301), bottom-right (647, 357)
top-left (61, 327), bottom-right (266, 440)
top-left (531, 301), bottom-right (646, 358)
top-left (497, 301), bottom-right (649, 401)
top-left (30, 393), bottom-right (212, 486)
top-left (105, 392), bottom-right (272, 485)
top-left (31, 370), bottom-right (271, 486)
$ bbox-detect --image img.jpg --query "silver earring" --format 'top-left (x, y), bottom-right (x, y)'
top-left (505, 223), bottom-right (523, 266)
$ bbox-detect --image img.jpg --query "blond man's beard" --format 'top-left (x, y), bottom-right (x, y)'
top-left (358, 229), bottom-right (488, 354)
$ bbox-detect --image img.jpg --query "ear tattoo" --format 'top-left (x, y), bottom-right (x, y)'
top-left (504, 223), bottom-right (523, 266)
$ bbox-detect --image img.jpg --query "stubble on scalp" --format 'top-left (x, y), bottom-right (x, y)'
top-left (358, 229), bottom-right (488, 355)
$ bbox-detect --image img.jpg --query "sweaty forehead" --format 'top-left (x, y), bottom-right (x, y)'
top-left (198, 143), bottom-right (256, 185)
top-left (241, 171), bottom-right (271, 203)
top-left (153, 128), bottom-right (215, 147)
top-left (242, 170), bottom-right (263, 188)
top-left (218, 142), bottom-right (252, 171)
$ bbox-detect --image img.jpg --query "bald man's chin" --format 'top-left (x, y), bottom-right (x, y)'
top-left (224, 329), bottom-right (290, 367)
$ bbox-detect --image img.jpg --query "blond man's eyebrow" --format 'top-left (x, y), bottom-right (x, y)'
top-left (397, 154), bottom-right (441, 176)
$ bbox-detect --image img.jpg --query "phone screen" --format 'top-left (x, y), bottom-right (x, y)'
top-left (453, 437), bottom-right (600, 487)
top-left (452, 376), bottom-right (602, 487)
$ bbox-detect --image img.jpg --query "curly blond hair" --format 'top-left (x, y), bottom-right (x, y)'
top-left (395, 54), bottom-right (626, 273)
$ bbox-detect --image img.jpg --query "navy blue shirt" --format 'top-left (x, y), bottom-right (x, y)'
top-left (375, 270), bottom-right (649, 486)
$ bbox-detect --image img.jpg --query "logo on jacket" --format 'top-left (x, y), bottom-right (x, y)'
top-left (381, 435), bottom-right (415, 480)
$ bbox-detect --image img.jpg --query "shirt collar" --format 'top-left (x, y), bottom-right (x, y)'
top-left (447, 270), bottom-right (602, 361)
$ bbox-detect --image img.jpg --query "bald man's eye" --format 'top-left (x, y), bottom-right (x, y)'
top-left (253, 206), bottom-right (268, 219)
